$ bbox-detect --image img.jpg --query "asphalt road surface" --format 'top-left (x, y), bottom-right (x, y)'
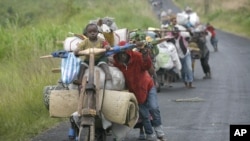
top-left (32, 1), bottom-right (250, 141)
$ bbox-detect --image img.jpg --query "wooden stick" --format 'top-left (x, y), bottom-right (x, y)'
top-left (69, 32), bottom-right (88, 39)
top-left (148, 27), bottom-right (161, 31)
top-left (158, 29), bottom-right (189, 32)
top-left (129, 29), bottom-right (189, 33)
top-left (51, 68), bottom-right (61, 73)
top-left (55, 41), bottom-right (64, 44)
top-left (40, 55), bottom-right (53, 59)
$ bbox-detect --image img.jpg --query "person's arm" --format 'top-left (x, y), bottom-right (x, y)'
top-left (150, 36), bottom-right (172, 45)
top-left (102, 40), bottom-right (111, 51)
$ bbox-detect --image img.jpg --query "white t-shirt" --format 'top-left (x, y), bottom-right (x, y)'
top-left (175, 36), bottom-right (190, 59)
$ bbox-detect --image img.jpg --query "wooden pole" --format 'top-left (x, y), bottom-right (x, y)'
top-left (51, 68), bottom-right (61, 73)
top-left (40, 55), bottom-right (53, 59)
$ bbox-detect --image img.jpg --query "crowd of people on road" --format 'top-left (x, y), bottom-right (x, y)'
top-left (159, 6), bottom-right (218, 80)
top-left (62, 5), bottom-right (220, 141)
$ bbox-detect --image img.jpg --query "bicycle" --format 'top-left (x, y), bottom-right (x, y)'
top-left (74, 44), bottom-right (136, 141)
top-left (41, 43), bottom-right (137, 141)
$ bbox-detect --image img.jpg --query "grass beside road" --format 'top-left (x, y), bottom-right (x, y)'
top-left (0, 0), bottom-right (158, 140)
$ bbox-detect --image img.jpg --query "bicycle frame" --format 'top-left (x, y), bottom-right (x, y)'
top-left (77, 48), bottom-right (104, 141)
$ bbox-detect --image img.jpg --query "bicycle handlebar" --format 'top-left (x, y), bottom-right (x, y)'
top-left (40, 43), bottom-right (137, 59)
top-left (77, 43), bottom-right (137, 56)
top-left (105, 43), bottom-right (137, 56)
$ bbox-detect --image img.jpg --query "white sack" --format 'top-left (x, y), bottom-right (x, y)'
top-left (176, 13), bottom-right (189, 26)
top-left (83, 66), bottom-right (125, 90)
top-left (155, 41), bottom-right (182, 71)
top-left (113, 28), bottom-right (128, 46)
top-left (155, 42), bottom-right (174, 70)
top-left (175, 24), bottom-right (191, 38)
top-left (189, 12), bottom-right (200, 26)
top-left (166, 42), bottom-right (182, 71)
top-left (63, 37), bottom-right (83, 52)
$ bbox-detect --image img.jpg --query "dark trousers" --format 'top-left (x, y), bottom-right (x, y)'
top-left (200, 52), bottom-right (211, 74)
top-left (210, 36), bottom-right (218, 49)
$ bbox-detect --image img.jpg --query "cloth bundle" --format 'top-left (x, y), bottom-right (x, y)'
top-left (189, 42), bottom-right (201, 59)
top-left (155, 41), bottom-right (182, 71)
top-left (61, 52), bottom-right (81, 85)
top-left (49, 89), bottom-right (139, 129)
top-left (100, 89), bottom-right (139, 128)
top-left (83, 66), bottom-right (125, 90)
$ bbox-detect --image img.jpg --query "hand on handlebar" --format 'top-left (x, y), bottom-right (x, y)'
top-left (105, 45), bottom-right (111, 51)
top-left (139, 48), bottom-right (149, 55)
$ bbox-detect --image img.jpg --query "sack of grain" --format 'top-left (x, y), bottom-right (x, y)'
top-left (63, 36), bottom-right (83, 52)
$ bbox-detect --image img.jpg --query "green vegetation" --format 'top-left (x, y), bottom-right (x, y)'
top-left (0, 0), bottom-right (159, 140)
top-left (174, 0), bottom-right (250, 38)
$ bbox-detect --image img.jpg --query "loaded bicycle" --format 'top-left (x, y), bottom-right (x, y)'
top-left (41, 42), bottom-right (137, 141)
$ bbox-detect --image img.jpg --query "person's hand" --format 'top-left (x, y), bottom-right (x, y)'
top-left (135, 41), bottom-right (145, 49)
top-left (105, 45), bottom-right (111, 51)
top-left (140, 48), bottom-right (148, 55)
top-left (129, 40), bottom-right (134, 44)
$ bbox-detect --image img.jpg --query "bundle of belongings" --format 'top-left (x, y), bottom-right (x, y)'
top-left (176, 6), bottom-right (200, 28)
top-left (48, 67), bottom-right (139, 140)
top-left (89, 17), bottom-right (125, 47)
top-left (189, 41), bottom-right (201, 59)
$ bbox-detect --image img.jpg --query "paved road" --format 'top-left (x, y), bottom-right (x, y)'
top-left (32, 1), bottom-right (250, 141)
